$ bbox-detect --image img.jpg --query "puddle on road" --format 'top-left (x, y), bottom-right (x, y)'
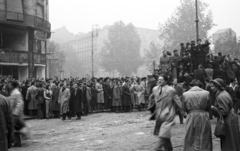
top-left (136, 132), bottom-right (145, 135)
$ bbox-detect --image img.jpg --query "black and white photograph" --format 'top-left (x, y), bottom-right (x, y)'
top-left (0, 0), bottom-right (240, 151)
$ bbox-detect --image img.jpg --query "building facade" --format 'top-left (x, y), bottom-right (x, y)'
top-left (56, 26), bottom-right (161, 77)
top-left (0, 0), bottom-right (51, 82)
top-left (212, 28), bottom-right (236, 44)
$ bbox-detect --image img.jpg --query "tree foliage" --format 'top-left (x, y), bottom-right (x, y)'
top-left (101, 21), bottom-right (142, 76)
top-left (214, 32), bottom-right (240, 57)
top-left (159, 0), bottom-right (214, 51)
top-left (64, 45), bottom-right (86, 78)
top-left (144, 42), bottom-right (162, 72)
top-left (48, 41), bottom-right (66, 78)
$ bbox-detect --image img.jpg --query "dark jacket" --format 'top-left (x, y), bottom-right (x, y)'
top-left (74, 88), bottom-right (82, 112)
top-left (122, 84), bottom-right (131, 106)
top-left (51, 87), bottom-right (60, 111)
top-left (0, 95), bottom-right (13, 151)
top-left (69, 87), bottom-right (75, 112)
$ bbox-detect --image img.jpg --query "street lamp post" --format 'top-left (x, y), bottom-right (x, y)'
top-left (195, 0), bottom-right (199, 42)
top-left (91, 25), bottom-right (98, 78)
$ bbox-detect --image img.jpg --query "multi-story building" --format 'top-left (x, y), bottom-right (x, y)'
top-left (53, 25), bottom-right (162, 77)
top-left (212, 28), bottom-right (236, 44)
top-left (0, 0), bottom-right (51, 81)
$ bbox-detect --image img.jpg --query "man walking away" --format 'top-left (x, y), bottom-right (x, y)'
top-left (0, 93), bottom-right (13, 151)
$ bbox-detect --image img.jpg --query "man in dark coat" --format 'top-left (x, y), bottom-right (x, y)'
top-left (51, 83), bottom-right (60, 118)
top-left (190, 40), bottom-right (198, 71)
top-left (69, 84), bottom-right (75, 117)
top-left (122, 80), bottom-right (131, 112)
top-left (82, 83), bottom-right (88, 116)
top-left (21, 82), bottom-right (29, 115)
top-left (0, 94), bottom-right (13, 151)
top-left (103, 78), bottom-right (112, 111)
top-left (225, 78), bottom-right (240, 113)
top-left (197, 40), bottom-right (210, 68)
top-left (194, 64), bottom-right (207, 88)
top-left (73, 83), bottom-right (82, 120)
top-left (180, 43), bottom-right (185, 57)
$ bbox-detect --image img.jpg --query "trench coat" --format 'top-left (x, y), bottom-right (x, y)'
top-left (0, 94), bottom-right (13, 151)
top-left (129, 84), bottom-right (136, 105)
top-left (212, 90), bottom-right (240, 151)
top-left (26, 85), bottom-right (38, 110)
top-left (51, 87), bottom-right (60, 111)
top-left (182, 86), bottom-right (212, 151)
top-left (74, 88), bottom-right (82, 113)
top-left (134, 82), bottom-right (145, 105)
top-left (96, 83), bottom-right (104, 103)
top-left (112, 85), bottom-right (121, 107)
top-left (122, 84), bottom-right (131, 106)
top-left (58, 88), bottom-right (71, 115)
top-left (152, 85), bottom-right (183, 138)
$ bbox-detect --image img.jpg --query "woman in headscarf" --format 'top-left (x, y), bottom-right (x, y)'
top-left (210, 78), bottom-right (240, 151)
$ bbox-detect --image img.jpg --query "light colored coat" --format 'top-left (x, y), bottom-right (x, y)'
top-left (182, 86), bottom-right (212, 151)
top-left (152, 85), bottom-right (183, 138)
top-left (58, 88), bottom-right (71, 115)
top-left (96, 83), bottom-right (104, 103)
top-left (26, 85), bottom-right (38, 110)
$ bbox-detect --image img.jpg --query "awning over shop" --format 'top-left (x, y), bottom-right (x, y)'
top-left (34, 64), bottom-right (46, 67)
top-left (0, 62), bottom-right (28, 66)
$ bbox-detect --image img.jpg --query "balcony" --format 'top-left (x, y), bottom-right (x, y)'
top-left (0, 50), bottom-right (46, 65)
top-left (0, 10), bottom-right (51, 33)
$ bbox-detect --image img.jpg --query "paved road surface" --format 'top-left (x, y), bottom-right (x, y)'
top-left (11, 111), bottom-right (221, 151)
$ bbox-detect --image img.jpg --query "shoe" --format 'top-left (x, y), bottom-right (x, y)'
top-left (76, 117), bottom-right (81, 120)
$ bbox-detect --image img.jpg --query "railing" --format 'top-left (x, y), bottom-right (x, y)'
top-left (0, 10), bottom-right (51, 32)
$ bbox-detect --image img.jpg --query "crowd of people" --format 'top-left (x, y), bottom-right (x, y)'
top-left (1, 39), bottom-right (240, 151)
top-left (152, 39), bottom-right (240, 151)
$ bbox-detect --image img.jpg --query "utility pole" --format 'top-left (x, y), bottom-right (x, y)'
top-left (91, 25), bottom-right (98, 78)
top-left (195, 0), bottom-right (199, 42)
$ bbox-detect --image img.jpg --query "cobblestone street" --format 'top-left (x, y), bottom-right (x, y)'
top-left (10, 111), bottom-right (222, 151)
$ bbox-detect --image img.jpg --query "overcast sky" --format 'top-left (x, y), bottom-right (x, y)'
top-left (49, 0), bottom-right (240, 37)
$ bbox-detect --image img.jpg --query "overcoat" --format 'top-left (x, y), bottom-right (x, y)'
top-left (112, 85), bottom-right (121, 107)
top-left (212, 90), bottom-right (240, 151)
top-left (26, 85), bottom-right (38, 110)
top-left (51, 87), bottom-right (60, 111)
top-left (58, 88), bottom-right (71, 115)
top-left (0, 94), bottom-right (13, 151)
top-left (182, 86), bottom-right (212, 151)
top-left (69, 87), bottom-right (75, 113)
top-left (96, 83), bottom-right (104, 103)
top-left (134, 82), bottom-right (145, 105)
top-left (129, 84), bottom-right (136, 104)
top-left (122, 84), bottom-right (131, 106)
top-left (91, 86), bottom-right (97, 106)
top-left (152, 85), bottom-right (183, 138)
top-left (74, 88), bottom-right (82, 113)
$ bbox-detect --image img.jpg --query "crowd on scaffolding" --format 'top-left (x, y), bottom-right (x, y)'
top-left (152, 39), bottom-right (240, 151)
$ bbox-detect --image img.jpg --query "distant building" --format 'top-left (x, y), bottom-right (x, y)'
top-left (212, 28), bottom-right (236, 44)
top-left (53, 25), bottom-right (162, 77)
top-left (0, 0), bottom-right (51, 81)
